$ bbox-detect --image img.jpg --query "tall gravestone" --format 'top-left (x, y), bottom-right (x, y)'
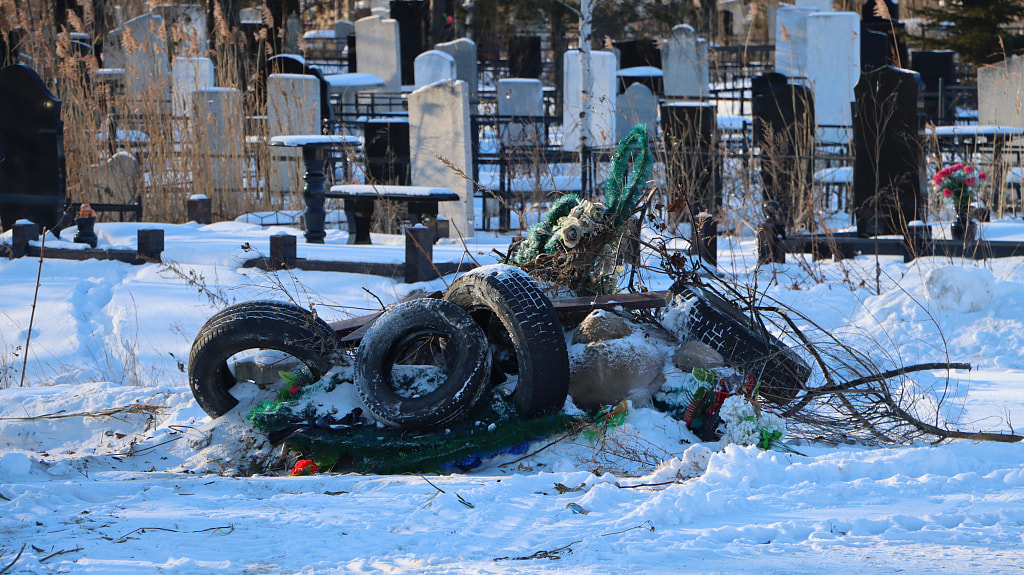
top-left (978, 54), bottom-right (1024, 128)
top-left (355, 14), bottom-right (401, 93)
top-left (413, 50), bottom-right (455, 88)
top-left (123, 13), bottom-right (171, 110)
top-left (267, 74), bottom-right (321, 194)
top-left (409, 80), bottom-right (474, 238)
top-left (390, 0), bottom-right (430, 86)
top-left (364, 119), bottom-right (411, 185)
top-left (852, 66), bottom-right (926, 236)
top-left (662, 25), bottom-right (708, 99)
top-left (806, 11), bottom-right (859, 144)
top-left (192, 87), bottom-right (245, 193)
top-left (155, 3), bottom-right (206, 57)
top-left (562, 50), bottom-right (617, 151)
top-left (497, 78), bottom-right (545, 148)
top-left (752, 73), bottom-right (815, 228)
top-left (435, 38), bottom-right (477, 96)
top-left (171, 56), bottom-right (215, 119)
top-left (614, 38), bottom-right (661, 69)
top-left (911, 50), bottom-right (956, 125)
top-left (774, 6), bottom-right (816, 78)
top-left (616, 83), bottom-right (657, 142)
top-left (508, 36), bottom-right (542, 79)
top-left (0, 65), bottom-right (66, 233)
top-left (860, 26), bottom-right (891, 74)
top-left (660, 102), bottom-right (721, 219)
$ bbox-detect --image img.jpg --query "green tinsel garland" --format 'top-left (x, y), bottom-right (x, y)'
top-left (604, 124), bottom-right (652, 229)
top-left (512, 124), bottom-right (652, 266)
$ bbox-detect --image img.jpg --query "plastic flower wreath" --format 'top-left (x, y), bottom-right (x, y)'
top-left (932, 162), bottom-right (986, 210)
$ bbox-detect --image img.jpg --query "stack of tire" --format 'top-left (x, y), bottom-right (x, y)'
top-left (188, 265), bottom-right (572, 430)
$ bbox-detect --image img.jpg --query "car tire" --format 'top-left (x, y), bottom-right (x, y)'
top-left (189, 300), bottom-right (342, 418)
top-left (444, 264), bottom-right (569, 417)
top-left (355, 298), bottom-right (492, 429)
top-left (667, 282), bottom-right (811, 404)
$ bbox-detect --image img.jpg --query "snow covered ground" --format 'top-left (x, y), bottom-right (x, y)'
top-left (2, 217), bottom-right (1023, 574)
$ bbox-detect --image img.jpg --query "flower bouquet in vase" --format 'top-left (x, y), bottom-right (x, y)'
top-left (932, 163), bottom-right (986, 240)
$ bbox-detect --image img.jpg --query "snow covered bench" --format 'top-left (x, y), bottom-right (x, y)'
top-left (326, 184), bottom-right (460, 244)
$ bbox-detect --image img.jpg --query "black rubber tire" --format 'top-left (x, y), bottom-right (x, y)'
top-left (355, 298), bottom-right (492, 429)
top-left (189, 300), bottom-right (343, 418)
top-left (444, 264), bottom-right (569, 416)
top-left (667, 282), bottom-right (811, 404)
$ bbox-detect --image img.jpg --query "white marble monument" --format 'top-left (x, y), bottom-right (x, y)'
top-left (409, 80), bottom-right (475, 238)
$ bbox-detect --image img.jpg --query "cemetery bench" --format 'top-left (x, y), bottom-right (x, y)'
top-left (326, 184), bottom-right (459, 244)
top-left (268, 134), bottom-right (362, 244)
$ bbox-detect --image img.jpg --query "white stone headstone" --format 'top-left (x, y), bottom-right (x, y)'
top-left (284, 13), bottom-right (302, 54)
top-left (414, 50), bottom-right (456, 89)
top-left (562, 49), bottom-right (617, 151)
top-left (267, 74), bottom-right (321, 193)
top-left (616, 83), bottom-right (657, 141)
top-left (806, 11), bottom-right (860, 144)
top-left (978, 54), bottom-right (1024, 128)
top-left (172, 57), bottom-right (215, 118)
top-left (123, 13), bottom-right (171, 107)
top-left (795, 0), bottom-right (833, 11)
top-left (334, 20), bottom-right (355, 40)
top-left (409, 80), bottom-right (474, 238)
top-left (240, 8), bottom-right (262, 24)
top-left (156, 3), bottom-right (206, 57)
top-left (662, 25), bottom-right (709, 99)
top-left (355, 14), bottom-right (402, 93)
top-left (497, 78), bottom-right (544, 148)
top-left (192, 87), bottom-right (245, 191)
top-left (435, 38), bottom-right (478, 96)
top-left (775, 6), bottom-right (817, 78)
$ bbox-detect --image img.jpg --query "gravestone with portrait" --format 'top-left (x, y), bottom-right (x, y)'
top-left (0, 65), bottom-right (66, 233)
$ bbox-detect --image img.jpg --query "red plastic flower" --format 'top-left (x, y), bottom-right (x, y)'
top-left (288, 385), bottom-right (300, 396)
top-left (942, 188), bottom-right (953, 198)
top-left (290, 459), bottom-right (318, 476)
top-left (980, 172), bottom-right (988, 181)
top-left (964, 177), bottom-right (976, 187)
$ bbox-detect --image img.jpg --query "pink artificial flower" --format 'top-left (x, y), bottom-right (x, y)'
top-left (942, 188), bottom-right (953, 198)
top-left (965, 177), bottom-right (976, 187)
top-left (964, 165), bottom-right (974, 174)
top-left (980, 172), bottom-right (988, 181)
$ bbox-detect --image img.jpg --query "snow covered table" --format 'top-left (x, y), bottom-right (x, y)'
top-left (268, 135), bottom-right (361, 243)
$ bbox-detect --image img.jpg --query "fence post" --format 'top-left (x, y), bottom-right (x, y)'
top-left (405, 224), bottom-right (435, 283)
top-left (137, 229), bottom-right (164, 261)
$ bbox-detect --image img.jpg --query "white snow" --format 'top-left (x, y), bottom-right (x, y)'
top-left (2, 218), bottom-right (1023, 573)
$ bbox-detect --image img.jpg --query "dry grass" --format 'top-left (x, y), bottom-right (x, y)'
top-left (4, 0), bottom-right (317, 224)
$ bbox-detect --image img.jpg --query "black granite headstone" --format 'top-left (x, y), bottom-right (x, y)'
top-left (660, 102), bottom-right (721, 218)
top-left (862, 0), bottom-right (899, 22)
top-left (752, 74), bottom-right (815, 227)
top-left (852, 66), bottom-right (926, 237)
top-left (0, 65), bottom-right (66, 233)
top-left (390, 0), bottom-right (430, 86)
top-left (613, 38), bottom-right (661, 69)
top-left (363, 119), bottom-right (411, 186)
top-left (861, 19), bottom-right (908, 72)
top-left (507, 36), bottom-right (542, 79)
top-left (911, 50), bottom-right (956, 124)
